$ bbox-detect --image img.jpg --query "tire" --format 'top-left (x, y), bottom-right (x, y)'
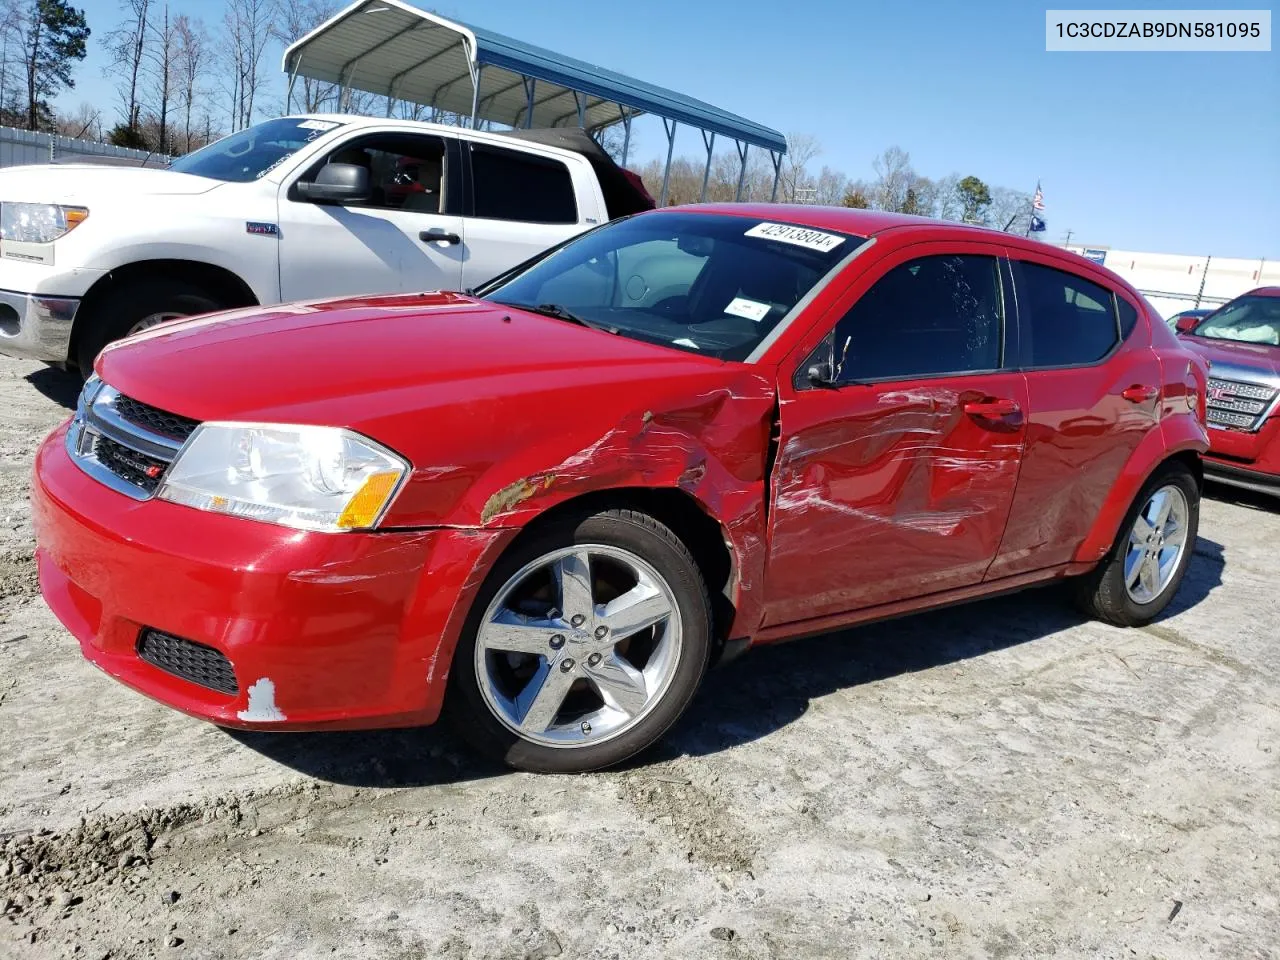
top-left (1073, 461), bottom-right (1200, 627)
top-left (445, 508), bottom-right (712, 773)
top-left (75, 279), bottom-right (223, 375)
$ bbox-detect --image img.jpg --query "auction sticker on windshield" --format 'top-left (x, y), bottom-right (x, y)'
top-left (744, 222), bottom-right (846, 252)
top-left (724, 297), bottom-right (772, 321)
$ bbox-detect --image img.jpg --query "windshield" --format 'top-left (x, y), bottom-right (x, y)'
top-left (483, 212), bottom-right (863, 361)
top-left (168, 117), bottom-right (346, 183)
top-left (1192, 295), bottom-right (1280, 346)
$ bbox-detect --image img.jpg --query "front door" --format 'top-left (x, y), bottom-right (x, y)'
top-left (763, 244), bottom-right (1029, 627)
top-left (277, 131), bottom-right (466, 301)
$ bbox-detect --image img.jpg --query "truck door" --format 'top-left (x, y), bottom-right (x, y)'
top-left (458, 141), bottom-right (597, 290)
top-left (277, 132), bottom-right (466, 300)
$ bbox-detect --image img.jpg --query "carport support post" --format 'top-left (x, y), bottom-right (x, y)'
top-left (699, 130), bottom-right (716, 203)
top-left (286, 64), bottom-right (298, 114)
top-left (620, 110), bottom-right (632, 165)
top-left (770, 151), bottom-right (783, 202)
top-left (523, 77), bottom-right (536, 128)
top-left (659, 118), bottom-right (678, 207)
top-left (469, 61), bottom-right (483, 128)
top-left (574, 91), bottom-right (586, 128)
top-left (735, 141), bottom-right (750, 201)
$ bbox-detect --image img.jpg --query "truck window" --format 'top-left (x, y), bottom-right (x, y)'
top-left (469, 145), bottom-right (577, 225)
top-left (313, 134), bottom-right (447, 213)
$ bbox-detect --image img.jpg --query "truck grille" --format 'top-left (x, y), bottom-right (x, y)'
top-left (65, 381), bottom-right (197, 500)
top-left (137, 629), bottom-right (238, 695)
top-left (1206, 377), bottom-right (1278, 432)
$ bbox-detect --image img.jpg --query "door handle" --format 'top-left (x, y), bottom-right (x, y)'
top-left (1121, 385), bottom-right (1160, 403)
top-left (963, 398), bottom-right (1020, 418)
top-left (419, 230), bottom-right (461, 245)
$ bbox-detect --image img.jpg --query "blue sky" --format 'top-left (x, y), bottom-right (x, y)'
top-left (56, 0), bottom-right (1278, 258)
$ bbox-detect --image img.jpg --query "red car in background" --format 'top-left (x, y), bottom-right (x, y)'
top-left (32, 206), bottom-right (1209, 773)
top-left (1174, 287), bottom-right (1280, 497)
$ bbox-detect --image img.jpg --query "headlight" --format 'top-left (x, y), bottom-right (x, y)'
top-left (0, 202), bottom-right (89, 243)
top-left (157, 423), bottom-right (409, 532)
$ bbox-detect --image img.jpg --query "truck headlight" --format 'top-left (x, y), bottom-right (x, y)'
top-left (157, 423), bottom-right (409, 532)
top-left (0, 202), bottom-right (89, 243)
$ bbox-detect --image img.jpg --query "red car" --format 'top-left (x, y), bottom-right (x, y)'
top-left (32, 206), bottom-right (1209, 773)
top-left (1173, 288), bottom-right (1280, 497)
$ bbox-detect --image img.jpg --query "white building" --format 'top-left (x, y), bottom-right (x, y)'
top-left (1064, 245), bottom-right (1278, 319)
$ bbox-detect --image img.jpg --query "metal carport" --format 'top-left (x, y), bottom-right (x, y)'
top-left (281, 0), bottom-right (788, 206)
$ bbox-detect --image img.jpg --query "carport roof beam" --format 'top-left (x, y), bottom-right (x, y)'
top-left (282, 0), bottom-right (787, 154)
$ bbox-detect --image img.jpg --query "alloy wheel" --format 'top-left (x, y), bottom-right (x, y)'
top-left (473, 544), bottom-right (683, 748)
top-left (1123, 483), bottom-right (1190, 604)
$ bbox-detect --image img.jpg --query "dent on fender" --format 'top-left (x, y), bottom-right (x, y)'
top-left (473, 374), bottom-right (777, 631)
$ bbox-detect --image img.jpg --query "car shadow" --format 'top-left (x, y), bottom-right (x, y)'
top-left (227, 539), bottom-right (1225, 786)
top-left (25, 365), bottom-right (81, 410)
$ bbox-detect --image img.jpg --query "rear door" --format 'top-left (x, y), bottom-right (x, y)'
top-left (458, 141), bottom-right (598, 289)
top-left (277, 131), bottom-right (466, 300)
top-left (763, 241), bottom-right (1029, 626)
top-left (986, 252), bottom-right (1162, 578)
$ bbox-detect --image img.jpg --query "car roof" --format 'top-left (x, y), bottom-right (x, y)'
top-left (662, 202), bottom-right (1123, 276)
top-left (1242, 286), bottom-right (1280, 298)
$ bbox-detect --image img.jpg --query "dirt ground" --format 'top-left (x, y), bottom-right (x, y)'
top-left (0, 354), bottom-right (1277, 960)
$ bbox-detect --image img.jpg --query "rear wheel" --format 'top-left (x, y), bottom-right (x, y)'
top-left (75, 279), bottom-right (224, 374)
top-left (446, 508), bottom-right (712, 773)
top-left (1074, 462), bottom-right (1199, 626)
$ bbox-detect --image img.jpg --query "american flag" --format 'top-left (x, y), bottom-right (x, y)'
top-left (1032, 184), bottom-right (1045, 210)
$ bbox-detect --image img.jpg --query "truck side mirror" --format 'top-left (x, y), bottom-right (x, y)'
top-left (1175, 314), bottom-right (1200, 334)
top-left (296, 162), bottom-right (370, 204)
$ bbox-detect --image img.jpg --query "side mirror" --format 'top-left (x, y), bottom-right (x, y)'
top-left (296, 162), bottom-right (370, 204)
top-left (1175, 315), bottom-right (1200, 334)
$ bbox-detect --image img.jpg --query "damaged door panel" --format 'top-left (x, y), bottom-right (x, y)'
top-left (761, 244), bottom-right (1028, 628)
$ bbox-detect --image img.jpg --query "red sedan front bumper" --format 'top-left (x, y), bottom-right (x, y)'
top-left (32, 423), bottom-right (514, 731)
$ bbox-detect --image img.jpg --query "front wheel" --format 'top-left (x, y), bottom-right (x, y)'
top-left (445, 509), bottom-right (712, 773)
top-left (1074, 461), bottom-right (1200, 626)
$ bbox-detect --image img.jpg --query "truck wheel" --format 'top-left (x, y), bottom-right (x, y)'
top-left (75, 279), bottom-right (223, 375)
top-left (445, 508), bottom-right (712, 773)
top-left (1073, 461), bottom-right (1199, 627)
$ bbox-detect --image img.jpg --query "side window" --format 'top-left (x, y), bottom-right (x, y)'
top-left (1016, 261), bottom-right (1120, 367)
top-left (470, 145), bottom-right (577, 224)
top-left (319, 134), bottom-right (447, 213)
top-left (830, 254), bottom-right (1004, 383)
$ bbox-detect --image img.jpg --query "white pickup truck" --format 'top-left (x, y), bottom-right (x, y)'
top-left (0, 115), bottom-right (652, 372)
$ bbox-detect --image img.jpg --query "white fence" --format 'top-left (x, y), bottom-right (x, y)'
top-left (0, 125), bottom-right (167, 168)
top-left (1065, 245), bottom-right (1278, 319)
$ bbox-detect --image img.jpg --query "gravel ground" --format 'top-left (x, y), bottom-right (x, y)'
top-left (1, 355), bottom-right (1277, 960)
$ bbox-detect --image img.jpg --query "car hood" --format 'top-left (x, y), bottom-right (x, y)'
top-left (0, 163), bottom-right (223, 202)
top-left (96, 290), bottom-right (778, 542)
top-left (1182, 335), bottom-right (1280, 379)
top-left (97, 290), bottom-right (742, 432)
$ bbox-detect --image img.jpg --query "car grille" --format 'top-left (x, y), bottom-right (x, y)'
top-left (1206, 377), bottom-right (1278, 432)
top-left (65, 382), bottom-right (197, 500)
top-left (93, 434), bottom-right (168, 493)
top-left (113, 394), bottom-right (199, 442)
top-left (137, 629), bottom-right (238, 696)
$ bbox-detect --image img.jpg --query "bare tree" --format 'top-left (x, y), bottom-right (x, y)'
top-left (814, 165), bottom-right (848, 206)
top-left (144, 0), bottom-right (176, 152)
top-left (54, 99), bottom-right (99, 138)
top-left (272, 0), bottom-right (335, 112)
top-left (221, 0), bottom-right (276, 131)
top-left (172, 15), bottom-right (208, 152)
top-left (988, 186), bottom-right (1033, 233)
top-left (780, 132), bottom-right (821, 203)
top-left (870, 146), bottom-right (914, 212)
top-left (933, 173), bottom-right (963, 221)
top-left (105, 0), bottom-right (149, 135)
